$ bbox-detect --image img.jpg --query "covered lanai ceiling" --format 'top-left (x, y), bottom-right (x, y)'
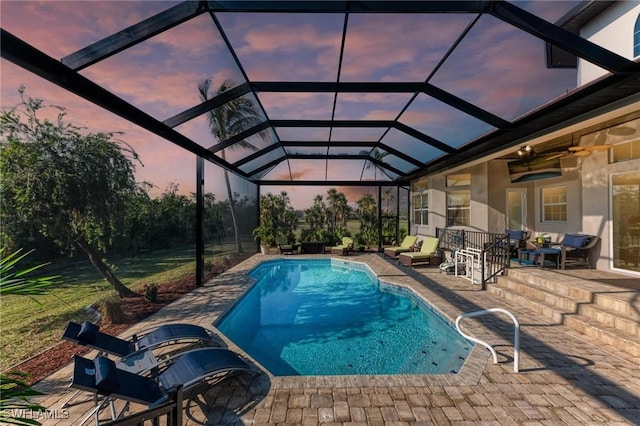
top-left (2, 0), bottom-right (640, 186)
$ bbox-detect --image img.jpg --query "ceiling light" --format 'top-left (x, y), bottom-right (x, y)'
top-left (517, 145), bottom-right (535, 158)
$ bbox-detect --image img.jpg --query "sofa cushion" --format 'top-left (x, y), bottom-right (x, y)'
top-left (563, 234), bottom-right (589, 248)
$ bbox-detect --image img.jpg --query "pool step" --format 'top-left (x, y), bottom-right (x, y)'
top-left (488, 268), bottom-right (640, 357)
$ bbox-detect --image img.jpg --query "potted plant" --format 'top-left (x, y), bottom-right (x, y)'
top-left (535, 233), bottom-right (550, 244)
top-left (253, 222), bottom-right (277, 254)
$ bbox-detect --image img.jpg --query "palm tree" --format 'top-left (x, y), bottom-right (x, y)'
top-left (198, 79), bottom-right (264, 254)
top-left (361, 148), bottom-right (390, 180)
top-left (326, 188), bottom-right (350, 238)
top-left (383, 188), bottom-right (394, 214)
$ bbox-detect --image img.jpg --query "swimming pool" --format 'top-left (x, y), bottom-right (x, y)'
top-left (216, 258), bottom-right (473, 376)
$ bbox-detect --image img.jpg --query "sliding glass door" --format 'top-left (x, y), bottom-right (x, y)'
top-left (611, 171), bottom-right (640, 274)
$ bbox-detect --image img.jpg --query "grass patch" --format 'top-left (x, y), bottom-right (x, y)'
top-left (0, 244), bottom-right (239, 371)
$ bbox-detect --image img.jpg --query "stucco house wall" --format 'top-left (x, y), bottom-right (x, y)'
top-left (578, 1), bottom-right (640, 84)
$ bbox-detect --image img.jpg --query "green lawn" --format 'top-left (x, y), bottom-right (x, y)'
top-left (0, 244), bottom-right (237, 371)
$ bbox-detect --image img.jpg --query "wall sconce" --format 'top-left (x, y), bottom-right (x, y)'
top-left (517, 145), bottom-right (535, 158)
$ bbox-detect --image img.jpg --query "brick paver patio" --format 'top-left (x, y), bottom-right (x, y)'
top-left (32, 253), bottom-right (640, 425)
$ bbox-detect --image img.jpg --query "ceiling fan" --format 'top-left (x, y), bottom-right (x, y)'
top-left (543, 130), bottom-right (615, 160)
top-left (544, 144), bottom-right (612, 160)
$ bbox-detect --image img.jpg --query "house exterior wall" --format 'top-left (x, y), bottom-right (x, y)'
top-left (580, 119), bottom-right (640, 270)
top-left (577, 2), bottom-right (640, 272)
top-left (578, 1), bottom-right (640, 84)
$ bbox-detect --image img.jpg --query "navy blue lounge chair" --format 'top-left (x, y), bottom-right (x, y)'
top-left (62, 321), bottom-right (217, 359)
top-left (71, 348), bottom-right (255, 423)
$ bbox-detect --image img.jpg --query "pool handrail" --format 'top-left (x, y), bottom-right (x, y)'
top-left (455, 308), bottom-right (520, 373)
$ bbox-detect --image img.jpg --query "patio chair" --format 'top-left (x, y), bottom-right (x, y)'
top-left (71, 347), bottom-right (255, 423)
top-left (383, 235), bottom-right (419, 258)
top-left (62, 321), bottom-right (217, 359)
top-left (331, 237), bottom-right (354, 255)
top-left (276, 236), bottom-right (295, 254)
top-left (398, 237), bottom-right (440, 267)
top-left (505, 229), bottom-right (531, 258)
top-left (560, 234), bottom-right (600, 269)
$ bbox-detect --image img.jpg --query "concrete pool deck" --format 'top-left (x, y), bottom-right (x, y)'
top-left (32, 253), bottom-right (640, 425)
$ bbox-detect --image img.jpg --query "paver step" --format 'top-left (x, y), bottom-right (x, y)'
top-left (495, 275), bottom-right (639, 333)
top-left (488, 279), bottom-right (640, 357)
top-left (505, 268), bottom-right (640, 320)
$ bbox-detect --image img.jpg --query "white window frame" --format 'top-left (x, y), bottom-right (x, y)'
top-left (446, 190), bottom-right (471, 227)
top-left (412, 192), bottom-right (429, 226)
top-left (541, 185), bottom-right (567, 223)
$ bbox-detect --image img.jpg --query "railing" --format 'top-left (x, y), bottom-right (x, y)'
top-left (436, 228), bottom-right (510, 289)
top-left (455, 308), bottom-right (520, 373)
top-left (101, 386), bottom-right (183, 426)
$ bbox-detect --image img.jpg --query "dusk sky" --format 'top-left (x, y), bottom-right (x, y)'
top-left (1, 1), bottom-right (588, 208)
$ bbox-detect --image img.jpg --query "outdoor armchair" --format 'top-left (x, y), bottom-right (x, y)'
top-left (276, 236), bottom-right (296, 254)
top-left (505, 229), bottom-right (531, 258)
top-left (559, 234), bottom-right (599, 269)
top-left (383, 235), bottom-right (419, 258)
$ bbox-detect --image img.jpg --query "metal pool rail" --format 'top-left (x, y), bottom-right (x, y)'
top-left (455, 308), bottom-right (520, 373)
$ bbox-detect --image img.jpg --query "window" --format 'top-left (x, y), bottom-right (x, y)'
top-left (411, 177), bottom-right (429, 226)
top-left (611, 139), bottom-right (640, 163)
top-left (447, 190), bottom-right (470, 226)
top-left (412, 193), bottom-right (428, 225)
top-left (446, 173), bottom-right (471, 187)
top-left (635, 14), bottom-right (640, 58)
top-left (541, 186), bottom-right (567, 222)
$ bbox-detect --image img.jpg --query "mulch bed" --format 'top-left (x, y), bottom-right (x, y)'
top-left (12, 253), bottom-right (253, 385)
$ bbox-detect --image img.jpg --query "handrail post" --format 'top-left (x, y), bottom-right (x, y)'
top-left (455, 308), bottom-right (520, 373)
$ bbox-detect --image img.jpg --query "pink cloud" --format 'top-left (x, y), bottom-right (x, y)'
top-left (241, 23), bottom-right (339, 55)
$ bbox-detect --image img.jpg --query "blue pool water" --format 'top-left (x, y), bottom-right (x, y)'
top-left (216, 259), bottom-right (472, 376)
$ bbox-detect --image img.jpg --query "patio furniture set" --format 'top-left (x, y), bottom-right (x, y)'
top-left (277, 236), bottom-right (355, 255)
top-left (383, 231), bottom-right (599, 271)
top-left (61, 321), bottom-right (255, 424)
top-left (516, 232), bottom-right (600, 269)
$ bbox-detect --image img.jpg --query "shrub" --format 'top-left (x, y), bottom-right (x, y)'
top-left (98, 295), bottom-right (127, 324)
top-left (143, 284), bottom-right (159, 303)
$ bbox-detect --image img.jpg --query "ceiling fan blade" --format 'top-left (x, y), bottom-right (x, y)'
top-left (545, 153), bottom-right (565, 160)
top-left (595, 131), bottom-right (607, 145)
top-left (568, 146), bottom-right (586, 152)
top-left (573, 150), bottom-right (591, 157)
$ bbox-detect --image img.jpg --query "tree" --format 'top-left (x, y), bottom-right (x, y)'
top-left (253, 192), bottom-right (296, 247)
top-left (198, 79), bottom-right (265, 254)
top-left (326, 188), bottom-right (351, 240)
top-left (356, 192), bottom-right (378, 248)
top-left (302, 195), bottom-right (326, 241)
top-left (1, 88), bottom-right (140, 297)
